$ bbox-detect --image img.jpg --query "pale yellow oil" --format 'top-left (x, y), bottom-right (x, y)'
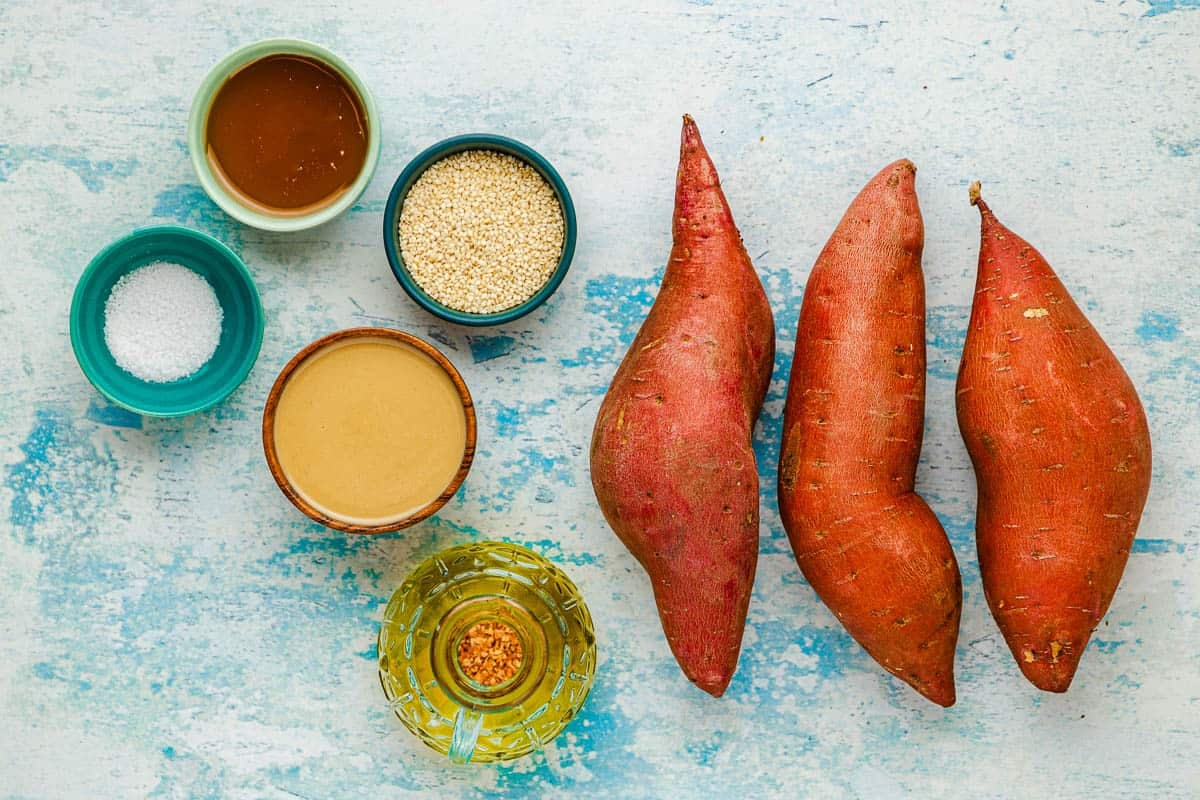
top-left (378, 542), bottom-right (596, 763)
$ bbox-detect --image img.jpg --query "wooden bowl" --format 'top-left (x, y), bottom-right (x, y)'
top-left (262, 327), bottom-right (476, 534)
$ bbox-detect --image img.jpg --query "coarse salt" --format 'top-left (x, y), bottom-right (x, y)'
top-left (103, 262), bottom-right (224, 383)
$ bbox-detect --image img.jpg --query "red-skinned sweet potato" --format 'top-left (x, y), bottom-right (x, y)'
top-left (778, 160), bottom-right (961, 707)
top-left (590, 116), bottom-right (775, 697)
top-left (957, 183), bottom-right (1152, 692)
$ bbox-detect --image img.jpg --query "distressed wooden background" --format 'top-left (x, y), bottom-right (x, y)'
top-left (2, 1), bottom-right (1197, 797)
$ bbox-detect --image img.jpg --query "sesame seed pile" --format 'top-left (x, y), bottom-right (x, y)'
top-left (398, 150), bottom-right (564, 314)
top-left (456, 621), bottom-right (523, 686)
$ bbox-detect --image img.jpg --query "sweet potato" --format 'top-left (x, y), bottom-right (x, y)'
top-left (957, 183), bottom-right (1151, 692)
top-left (778, 160), bottom-right (961, 707)
top-left (590, 116), bottom-right (774, 697)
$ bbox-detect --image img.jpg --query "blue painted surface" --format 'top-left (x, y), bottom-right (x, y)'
top-left (1136, 310), bottom-right (1182, 343)
top-left (84, 399), bottom-right (144, 429)
top-left (0, 144), bottom-right (139, 191)
top-left (1144, 0), bottom-right (1200, 17)
top-left (467, 334), bottom-right (517, 363)
top-left (1, 1), bottom-right (1198, 798)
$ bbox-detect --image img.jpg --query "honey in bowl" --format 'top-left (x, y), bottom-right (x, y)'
top-left (205, 54), bottom-right (368, 215)
top-left (265, 330), bottom-right (473, 531)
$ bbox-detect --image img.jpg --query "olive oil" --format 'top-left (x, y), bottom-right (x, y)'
top-left (378, 542), bottom-right (596, 763)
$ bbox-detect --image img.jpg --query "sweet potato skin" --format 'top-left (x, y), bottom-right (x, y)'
top-left (958, 185), bottom-right (1151, 692)
top-left (778, 160), bottom-right (961, 707)
top-left (589, 116), bottom-right (774, 697)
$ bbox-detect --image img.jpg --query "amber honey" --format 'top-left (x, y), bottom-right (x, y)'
top-left (205, 54), bottom-right (368, 214)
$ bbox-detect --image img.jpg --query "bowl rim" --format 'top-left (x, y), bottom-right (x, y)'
top-left (68, 224), bottom-right (265, 418)
top-left (261, 326), bottom-right (477, 535)
top-left (187, 37), bottom-right (381, 233)
top-left (382, 133), bottom-right (577, 327)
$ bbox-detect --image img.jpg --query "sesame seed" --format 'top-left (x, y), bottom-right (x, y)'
top-left (398, 150), bottom-right (565, 315)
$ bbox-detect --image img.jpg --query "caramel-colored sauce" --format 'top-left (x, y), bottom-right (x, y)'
top-left (206, 54), bottom-right (368, 214)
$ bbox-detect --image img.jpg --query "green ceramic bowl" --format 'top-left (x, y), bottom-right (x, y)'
top-left (187, 38), bottom-right (381, 232)
top-left (383, 134), bottom-right (577, 327)
top-left (69, 226), bottom-right (264, 417)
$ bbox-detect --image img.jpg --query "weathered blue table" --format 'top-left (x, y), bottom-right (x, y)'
top-left (2, 1), bottom-right (1197, 797)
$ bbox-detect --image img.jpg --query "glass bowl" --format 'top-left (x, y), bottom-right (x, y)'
top-left (378, 541), bottom-right (597, 763)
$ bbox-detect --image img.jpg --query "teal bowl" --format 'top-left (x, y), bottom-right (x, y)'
top-left (383, 134), bottom-right (577, 327)
top-left (69, 226), bottom-right (264, 417)
top-left (187, 38), bottom-right (381, 232)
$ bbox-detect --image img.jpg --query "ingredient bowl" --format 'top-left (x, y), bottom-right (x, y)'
top-left (262, 327), bottom-right (476, 534)
top-left (378, 541), bottom-right (597, 764)
top-left (70, 226), bottom-right (264, 417)
top-left (187, 38), bottom-right (381, 232)
top-left (383, 134), bottom-right (577, 326)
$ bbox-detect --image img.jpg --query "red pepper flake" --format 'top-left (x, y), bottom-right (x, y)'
top-left (457, 621), bottom-right (523, 686)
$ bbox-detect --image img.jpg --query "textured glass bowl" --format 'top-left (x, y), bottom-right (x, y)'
top-left (69, 226), bottom-right (263, 417)
top-left (378, 541), bottom-right (596, 764)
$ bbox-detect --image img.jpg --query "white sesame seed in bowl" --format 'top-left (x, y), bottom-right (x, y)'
top-left (385, 136), bottom-right (577, 326)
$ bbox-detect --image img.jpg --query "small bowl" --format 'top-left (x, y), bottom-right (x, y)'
top-left (187, 38), bottom-right (381, 232)
top-left (69, 226), bottom-right (264, 417)
top-left (383, 134), bottom-right (577, 326)
top-left (262, 327), bottom-right (476, 534)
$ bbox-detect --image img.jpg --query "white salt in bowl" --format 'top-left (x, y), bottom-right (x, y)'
top-left (70, 226), bottom-right (264, 417)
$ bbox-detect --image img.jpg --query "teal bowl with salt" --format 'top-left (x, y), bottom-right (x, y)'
top-left (70, 226), bottom-right (264, 417)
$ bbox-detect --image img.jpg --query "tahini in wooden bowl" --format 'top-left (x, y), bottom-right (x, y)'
top-left (262, 327), bottom-right (476, 534)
